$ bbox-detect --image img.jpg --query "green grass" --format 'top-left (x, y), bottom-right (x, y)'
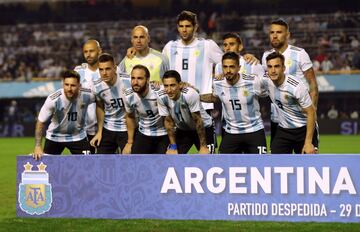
top-left (1, 136), bottom-right (360, 231)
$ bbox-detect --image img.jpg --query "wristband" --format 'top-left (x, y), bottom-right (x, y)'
top-left (168, 144), bottom-right (177, 150)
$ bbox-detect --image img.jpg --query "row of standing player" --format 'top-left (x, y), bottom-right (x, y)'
top-left (32, 11), bottom-right (319, 160)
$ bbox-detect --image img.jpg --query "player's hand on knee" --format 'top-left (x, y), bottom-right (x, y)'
top-left (122, 143), bottom-right (132, 154)
top-left (302, 143), bottom-right (316, 154)
top-left (166, 149), bottom-right (178, 155)
top-left (33, 146), bottom-right (44, 160)
top-left (90, 133), bottom-right (101, 147)
top-left (199, 146), bottom-right (210, 154)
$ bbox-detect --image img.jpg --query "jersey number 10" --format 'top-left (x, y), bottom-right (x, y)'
top-left (67, 112), bottom-right (78, 121)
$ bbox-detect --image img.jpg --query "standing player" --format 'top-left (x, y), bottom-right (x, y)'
top-left (265, 52), bottom-right (316, 154)
top-left (201, 52), bottom-right (267, 154)
top-left (162, 10), bottom-right (223, 111)
top-left (90, 53), bottom-right (129, 154)
top-left (158, 70), bottom-right (215, 154)
top-left (262, 18), bottom-right (319, 148)
top-left (32, 70), bottom-right (95, 160)
top-left (119, 25), bottom-right (169, 82)
top-left (74, 39), bottom-right (102, 153)
top-left (122, 65), bottom-right (169, 154)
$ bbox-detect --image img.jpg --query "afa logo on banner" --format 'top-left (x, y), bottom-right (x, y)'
top-left (18, 162), bottom-right (52, 215)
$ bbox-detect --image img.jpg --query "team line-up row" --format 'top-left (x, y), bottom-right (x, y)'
top-left (32, 10), bottom-right (319, 160)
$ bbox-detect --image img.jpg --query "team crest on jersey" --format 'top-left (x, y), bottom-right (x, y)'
top-left (243, 90), bottom-right (249, 97)
top-left (18, 162), bottom-right (52, 215)
top-left (194, 50), bottom-right (200, 57)
top-left (284, 94), bottom-right (290, 101)
top-left (240, 67), bottom-right (246, 74)
top-left (286, 59), bottom-right (293, 68)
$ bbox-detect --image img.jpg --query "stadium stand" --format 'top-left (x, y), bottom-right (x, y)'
top-left (0, 10), bottom-right (359, 81)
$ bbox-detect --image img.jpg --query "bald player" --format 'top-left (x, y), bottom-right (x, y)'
top-left (74, 39), bottom-right (102, 153)
top-left (119, 25), bottom-right (169, 82)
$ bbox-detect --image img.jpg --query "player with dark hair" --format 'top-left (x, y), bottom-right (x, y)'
top-left (201, 52), bottom-right (268, 154)
top-left (162, 10), bottom-right (223, 111)
top-left (90, 53), bottom-right (130, 154)
top-left (122, 64), bottom-right (169, 154)
top-left (265, 52), bottom-right (316, 154)
top-left (262, 18), bottom-right (319, 149)
top-left (74, 39), bottom-right (102, 153)
top-left (158, 70), bottom-right (215, 154)
top-left (215, 32), bottom-right (262, 77)
top-left (33, 70), bottom-right (95, 160)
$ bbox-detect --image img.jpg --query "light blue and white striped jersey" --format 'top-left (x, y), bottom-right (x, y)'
top-left (38, 88), bottom-right (95, 142)
top-left (162, 38), bottom-right (223, 110)
top-left (74, 63), bottom-right (100, 135)
top-left (157, 87), bottom-right (212, 131)
top-left (262, 45), bottom-right (313, 90)
top-left (262, 75), bottom-right (313, 129)
top-left (262, 45), bottom-right (313, 124)
top-left (213, 72), bottom-right (267, 134)
top-left (124, 86), bottom-right (167, 136)
top-left (92, 74), bottom-right (130, 132)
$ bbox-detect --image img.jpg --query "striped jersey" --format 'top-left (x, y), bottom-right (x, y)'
top-left (118, 48), bottom-right (169, 82)
top-left (162, 38), bottom-right (223, 110)
top-left (262, 75), bottom-right (313, 129)
top-left (92, 74), bottom-right (130, 132)
top-left (38, 88), bottom-right (95, 142)
top-left (157, 87), bottom-right (212, 131)
top-left (213, 72), bottom-right (267, 134)
top-left (262, 45), bottom-right (313, 90)
top-left (74, 63), bottom-right (100, 135)
top-left (124, 86), bottom-right (167, 136)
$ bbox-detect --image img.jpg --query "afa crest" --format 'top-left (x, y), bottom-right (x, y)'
top-left (18, 162), bottom-right (52, 215)
top-left (286, 59), bottom-right (293, 68)
top-left (194, 50), bottom-right (200, 56)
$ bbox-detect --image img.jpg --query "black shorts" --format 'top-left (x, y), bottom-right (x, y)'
top-left (219, 129), bottom-right (267, 154)
top-left (271, 123), bottom-right (319, 154)
top-left (271, 122), bottom-right (320, 153)
top-left (96, 128), bottom-right (128, 154)
top-left (131, 131), bottom-right (169, 154)
top-left (44, 138), bottom-right (91, 155)
top-left (270, 121), bottom-right (278, 145)
top-left (176, 125), bottom-right (216, 154)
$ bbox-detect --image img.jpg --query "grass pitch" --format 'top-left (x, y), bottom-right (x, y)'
top-left (1, 136), bottom-right (360, 231)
